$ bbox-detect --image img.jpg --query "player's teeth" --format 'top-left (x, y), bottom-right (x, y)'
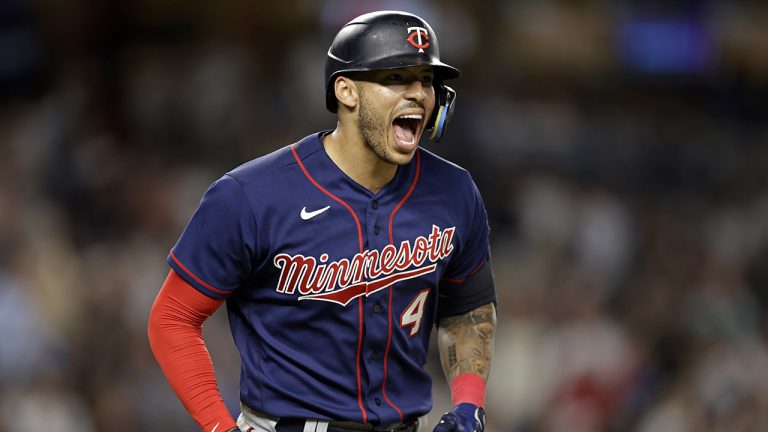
top-left (397, 114), bottom-right (422, 120)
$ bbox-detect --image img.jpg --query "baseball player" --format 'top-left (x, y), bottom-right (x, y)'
top-left (148, 10), bottom-right (496, 432)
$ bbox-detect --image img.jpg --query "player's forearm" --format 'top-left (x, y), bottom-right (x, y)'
top-left (437, 302), bottom-right (496, 382)
top-left (148, 270), bottom-right (238, 432)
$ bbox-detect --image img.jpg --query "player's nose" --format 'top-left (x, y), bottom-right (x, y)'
top-left (403, 79), bottom-right (427, 103)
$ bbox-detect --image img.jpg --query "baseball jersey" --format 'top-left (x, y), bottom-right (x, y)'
top-left (168, 131), bottom-right (496, 428)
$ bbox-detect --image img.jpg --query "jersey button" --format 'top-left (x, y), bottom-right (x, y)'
top-left (374, 398), bottom-right (381, 406)
top-left (372, 200), bottom-right (379, 209)
top-left (374, 226), bottom-right (380, 235)
top-left (373, 303), bottom-right (382, 313)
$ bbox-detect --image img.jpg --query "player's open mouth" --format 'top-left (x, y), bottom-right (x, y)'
top-left (392, 114), bottom-right (423, 151)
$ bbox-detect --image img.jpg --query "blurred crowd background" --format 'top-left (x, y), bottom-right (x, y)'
top-left (1, 0), bottom-right (768, 431)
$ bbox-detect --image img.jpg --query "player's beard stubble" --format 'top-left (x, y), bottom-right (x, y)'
top-left (357, 87), bottom-right (415, 166)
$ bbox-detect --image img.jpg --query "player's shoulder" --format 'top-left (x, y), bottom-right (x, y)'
top-left (419, 147), bottom-right (467, 172)
top-left (418, 147), bottom-right (474, 185)
top-left (224, 132), bottom-right (323, 186)
top-left (227, 144), bottom-right (295, 179)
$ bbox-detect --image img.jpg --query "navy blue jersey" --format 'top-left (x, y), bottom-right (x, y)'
top-left (168, 132), bottom-right (495, 428)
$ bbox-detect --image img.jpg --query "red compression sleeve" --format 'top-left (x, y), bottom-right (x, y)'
top-left (450, 373), bottom-right (487, 407)
top-left (147, 270), bottom-right (238, 432)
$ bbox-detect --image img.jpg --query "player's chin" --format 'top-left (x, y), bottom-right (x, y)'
top-left (390, 127), bottom-right (421, 157)
top-left (388, 137), bottom-right (419, 165)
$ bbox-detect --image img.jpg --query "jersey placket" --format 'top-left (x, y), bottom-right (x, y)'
top-left (360, 196), bottom-right (397, 424)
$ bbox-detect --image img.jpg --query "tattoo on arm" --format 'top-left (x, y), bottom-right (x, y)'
top-left (438, 302), bottom-right (496, 381)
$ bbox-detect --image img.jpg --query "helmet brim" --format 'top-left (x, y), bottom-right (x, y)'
top-left (325, 61), bottom-right (461, 112)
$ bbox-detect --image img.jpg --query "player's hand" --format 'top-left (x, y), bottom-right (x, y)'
top-left (432, 403), bottom-right (485, 432)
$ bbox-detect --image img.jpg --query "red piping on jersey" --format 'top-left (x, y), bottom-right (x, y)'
top-left (169, 250), bottom-right (232, 295)
top-left (382, 286), bottom-right (404, 422)
top-left (290, 143), bottom-right (367, 423)
top-left (388, 150), bottom-right (421, 246)
top-left (382, 149), bottom-right (421, 422)
top-left (291, 144), bottom-right (364, 252)
top-left (356, 296), bottom-right (367, 422)
top-left (442, 261), bottom-right (485, 284)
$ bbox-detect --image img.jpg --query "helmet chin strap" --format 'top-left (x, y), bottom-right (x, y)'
top-left (429, 105), bottom-right (448, 141)
top-left (428, 85), bottom-right (456, 142)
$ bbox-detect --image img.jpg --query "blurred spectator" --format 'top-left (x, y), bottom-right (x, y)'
top-left (1, 1), bottom-right (767, 431)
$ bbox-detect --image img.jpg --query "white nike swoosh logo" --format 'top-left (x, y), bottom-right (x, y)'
top-left (301, 205), bottom-right (331, 220)
top-left (211, 423), bottom-right (219, 432)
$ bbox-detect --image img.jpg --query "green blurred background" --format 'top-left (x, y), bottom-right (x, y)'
top-left (1, 0), bottom-right (768, 431)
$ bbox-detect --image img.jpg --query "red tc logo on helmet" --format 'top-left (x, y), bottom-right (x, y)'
top-left (406, 26), bottom-right (430, 52)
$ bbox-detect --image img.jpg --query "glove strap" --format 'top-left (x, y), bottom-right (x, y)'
top-left (450, 373), bottom-right (486, 407)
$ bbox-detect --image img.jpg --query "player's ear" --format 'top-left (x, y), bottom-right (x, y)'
top-left (334, 76), bottom-right (359, 110)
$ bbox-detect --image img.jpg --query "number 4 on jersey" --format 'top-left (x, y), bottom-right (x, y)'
top-left (400, 289), bottom-right (430, 336)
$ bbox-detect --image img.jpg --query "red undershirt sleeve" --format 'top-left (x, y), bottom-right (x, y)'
top-left (148, 269), bottom-right (238, 432)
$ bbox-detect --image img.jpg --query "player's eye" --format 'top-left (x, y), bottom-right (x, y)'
top-left (380, 72), bottom-right (432, 86)
top-left (384, 74), bottom-right (404, 82)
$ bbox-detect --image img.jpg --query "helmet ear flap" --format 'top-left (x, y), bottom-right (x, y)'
top-left (427, 84), bottom-right (456, 142)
